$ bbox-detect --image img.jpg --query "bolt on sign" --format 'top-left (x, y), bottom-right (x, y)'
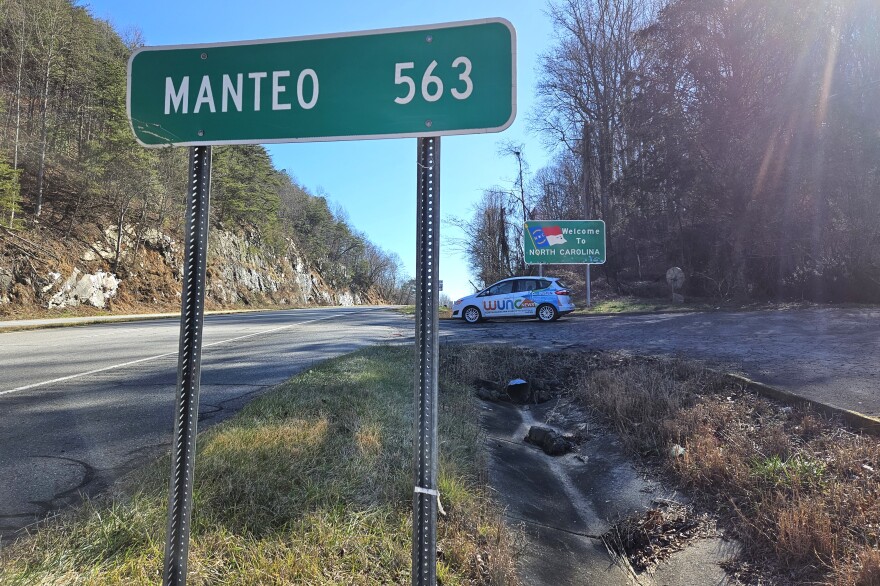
top-left (127, 19), bottom-right (515, 147)
top-left (524, 220), bottom-right (606, 265)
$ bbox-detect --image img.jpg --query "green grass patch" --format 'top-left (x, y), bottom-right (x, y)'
top-left (750, 454), bottom-right (827, 490)
top-left (396, 305), bottom-right (453, 319)
top-left (0, 346), bottom-right (517, 585)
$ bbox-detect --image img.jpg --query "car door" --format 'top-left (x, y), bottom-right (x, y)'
top-left (512, 279), bottom-right (540, 316)
top-left (479, 280), bottom-right (515, 316)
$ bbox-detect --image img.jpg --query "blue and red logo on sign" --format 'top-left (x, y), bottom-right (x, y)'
top-left (529, 225), bottom-right (567, 248)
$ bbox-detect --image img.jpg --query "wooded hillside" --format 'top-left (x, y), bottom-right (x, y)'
top-left (0, 0), bottom-right (410, 307)
top-left (463, 0), bottom-right (880, 302)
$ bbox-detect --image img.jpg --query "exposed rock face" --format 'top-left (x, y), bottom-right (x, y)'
top-left (0, 267), bottom-right (14, 305)
top-left (1, 225), bottom-right (374, 312)
top-left (47, 269), bottom-right (120, 309)
top-left (204, 229), bottom-right (363, 306)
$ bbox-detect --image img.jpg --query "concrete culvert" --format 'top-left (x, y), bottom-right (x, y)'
top-left (506, 378), bottom-right (531, 403)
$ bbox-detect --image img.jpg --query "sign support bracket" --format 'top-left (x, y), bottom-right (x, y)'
top-left (412, 136), bottom-right (440, 586)
top-left (163, 145), bottom-right (212, 586)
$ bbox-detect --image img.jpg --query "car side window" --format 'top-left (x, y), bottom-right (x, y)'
top-left (486, 281), bottom-right (514, 296)
top-left (515, 279), bottom-right (539, 293)
top-left (536, 279), bottom-right (552, 289)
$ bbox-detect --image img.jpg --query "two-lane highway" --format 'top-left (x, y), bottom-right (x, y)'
top-left (0, 307), bottom-right (412, 538)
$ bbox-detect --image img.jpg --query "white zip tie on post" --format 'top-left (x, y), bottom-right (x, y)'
top-left (414, 486), bottom-right (439, 497)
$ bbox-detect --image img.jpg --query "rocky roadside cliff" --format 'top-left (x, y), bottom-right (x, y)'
top-left (0, 224), bottom-right (380, 316)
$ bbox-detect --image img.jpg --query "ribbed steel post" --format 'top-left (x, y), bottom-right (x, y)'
top-left (412, 136), bottom-right (440, 586)
top-left (587, 264), bottom-right (591, 307)
top-left (163, 145), bottom-right (212, 586)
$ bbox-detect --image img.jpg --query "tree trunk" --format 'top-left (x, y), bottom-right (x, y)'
top-left (131, 196), bottom-right (149, 268)
top-left (33, 0), bottom-right (66, 220)
top-left (35, 51), bottom-right (53, 218)
top-left (10, 10), bottom-right (25, 228)
top-left (113, 194), bottom-right (130, 273)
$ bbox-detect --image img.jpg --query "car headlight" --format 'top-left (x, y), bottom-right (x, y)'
top-left (454, 298), bottom-right (463, 305)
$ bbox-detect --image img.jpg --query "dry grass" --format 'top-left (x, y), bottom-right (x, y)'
top-left (0, 346), bottom-right (518, 585)
top-left (441, 345), bottom-right (880, 586)
top-left (573, 298), bottom-right (699, 315)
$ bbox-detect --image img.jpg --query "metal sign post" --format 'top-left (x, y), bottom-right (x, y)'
top-left (586, 264), bottom-right (591, 307)
top-left (163, 146), bottom-right (211, 586)
top-left (412, 136), bottom-right (440, 586)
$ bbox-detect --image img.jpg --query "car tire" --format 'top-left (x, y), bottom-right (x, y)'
top-left (537, 304), bottom-right (558, 322)
top-left (463, 306), bottom-right (482, 324)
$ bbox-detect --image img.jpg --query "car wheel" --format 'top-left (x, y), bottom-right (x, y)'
top-left (537, 304), bottom-right (558, 322)
top-left (463, 306), bottom-right (482, 324)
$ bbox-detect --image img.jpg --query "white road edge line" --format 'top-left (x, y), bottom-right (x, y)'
top-left (0, 313), bottom-right (346, 397)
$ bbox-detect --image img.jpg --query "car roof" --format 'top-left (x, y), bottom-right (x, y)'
top-left (496, 276), bottom-right (559, 282)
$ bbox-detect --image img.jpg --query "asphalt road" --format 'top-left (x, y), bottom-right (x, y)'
top-left (442, 306), bottom-right (880, 417)
top-left (0, 307), bottom-right (412, 538)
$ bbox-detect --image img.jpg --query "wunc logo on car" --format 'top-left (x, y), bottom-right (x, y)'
top-left (484, 298), bottom-right (537, 311)
top-left (528, 225), bottom-right (566, 247)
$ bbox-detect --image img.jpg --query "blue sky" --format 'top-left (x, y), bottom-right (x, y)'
top-left (83, 0), bottom-right (557, 300)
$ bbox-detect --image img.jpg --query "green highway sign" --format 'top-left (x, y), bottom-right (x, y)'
top-left (127, 19), bottom-right (516, 147)
top-left (524, 220), bottom-right (606, 265)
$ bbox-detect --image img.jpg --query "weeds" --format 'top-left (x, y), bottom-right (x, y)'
top-left (750, 455), bottom-right (827, 490)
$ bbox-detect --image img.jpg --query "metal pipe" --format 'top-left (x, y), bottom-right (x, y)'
top-left (163, 145), bottom-right (212, 586)
top-left (412, 136), bottom-right (440, 586)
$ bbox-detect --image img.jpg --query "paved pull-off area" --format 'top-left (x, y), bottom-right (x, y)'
top-left (444, 307), bottom-right (880, 417)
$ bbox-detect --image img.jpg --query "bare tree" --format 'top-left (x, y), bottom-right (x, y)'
top-left (535, 0), bottom-right (655, 284)
top-left (497, 140), bottom-right (530, 270)
top-left (30, 0), bottom-right (71, 218)
top-left (6, 0), bottom-right (27, 227)
top-left (448, 188), bottom-right (516, 287)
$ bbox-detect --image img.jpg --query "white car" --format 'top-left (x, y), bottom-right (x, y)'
top-left (451, 276), bottom-right (576, 323)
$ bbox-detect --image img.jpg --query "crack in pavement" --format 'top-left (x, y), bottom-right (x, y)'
top-left (197, 403), bottom-right (223, 421)
top-left (0, 513), bottom-right (36, 532)
top-left (2, 455), bottom-right (101, 528)
top-left (122, 442), bottom-right (171, 459)
top-left (5, 384), bottom-right (277, 534)
top-left (216, 386), bottom-right (269, 407)
top-left (196, 383), bottom-right (267, 387)
top-left (504, 512), bottom-right (603, 540)
top-left (198, 386), bottom-right (270, 422)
